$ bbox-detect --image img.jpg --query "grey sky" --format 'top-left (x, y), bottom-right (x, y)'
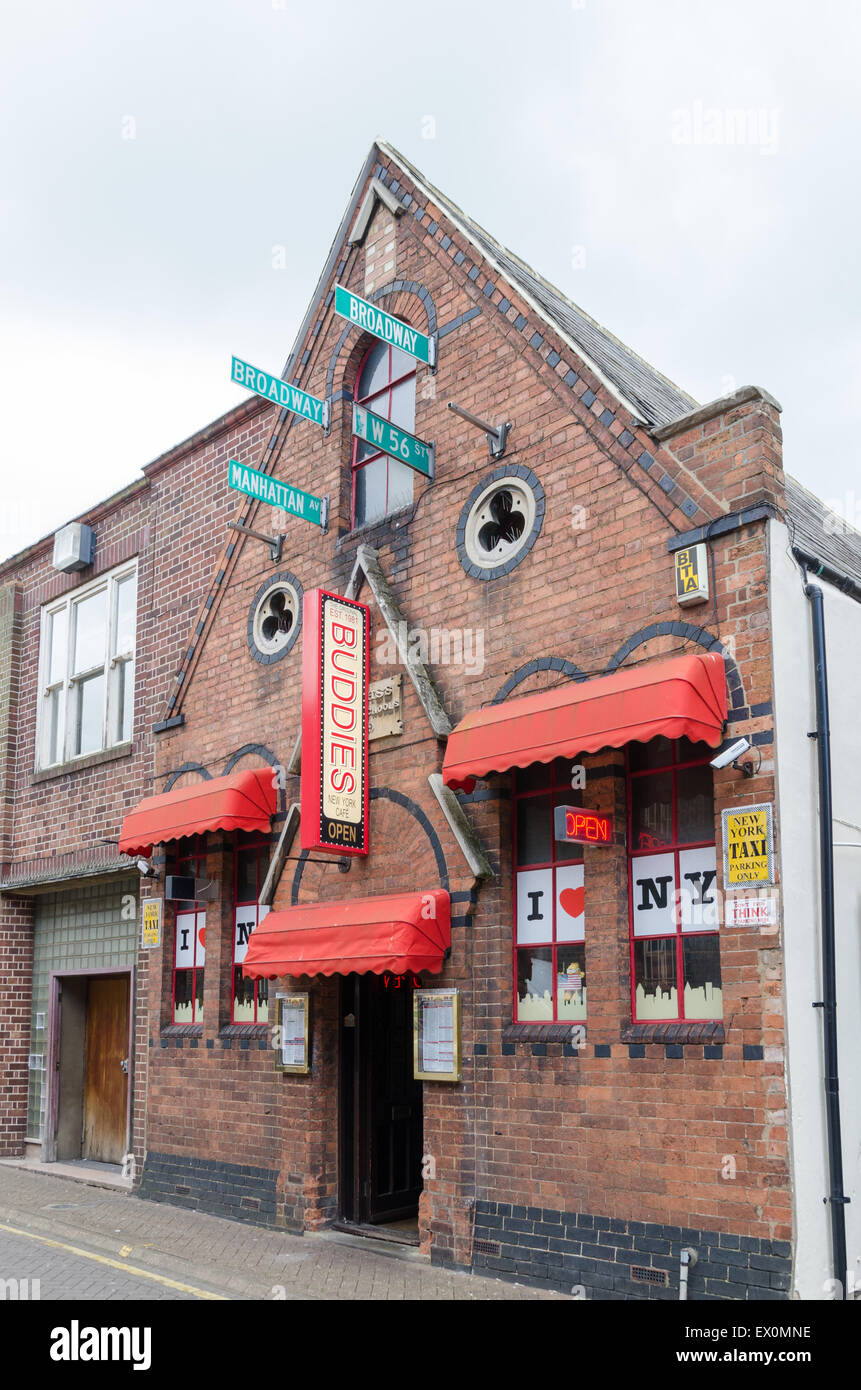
top-left (2, 0), bottom-right (859, 561)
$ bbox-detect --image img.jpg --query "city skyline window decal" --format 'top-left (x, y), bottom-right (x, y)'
top-left (513, 759), bottom-right (586, 1023)
top-left (173, 835), bottom-right (206, 1024)
top-left (627, 738), bottom-right (721, 1022)
top-left (233, 832), bottom-right (271, 1024)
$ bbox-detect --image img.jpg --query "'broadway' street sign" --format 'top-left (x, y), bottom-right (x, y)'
top-left (334, 286), bottom-right (436, 366)
top-left (231, 356), bottom-right (329, 428)
top-left (228, 460), bottom-right (328, 529)
top-left (352, 403), bottom-right (434, 479)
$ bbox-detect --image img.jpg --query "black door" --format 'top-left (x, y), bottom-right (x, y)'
top-left (339, 973), bottom-right (423, 1224)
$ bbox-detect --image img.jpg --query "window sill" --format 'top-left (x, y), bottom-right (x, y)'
top-left (335, 504), bottom-right (415, 547)
top-left (621, 1021), bottom-right (725, 1045)
top-left (502, 1023), bottom-right (585, 1044)
top-left (161, 1024), bottom-right (203, 1039)
top-left (219, 1023), bottom-right (270, 1038)
top-left (32, 741), bottom-right (133, 784)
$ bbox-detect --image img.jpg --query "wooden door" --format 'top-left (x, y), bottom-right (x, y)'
top-left (82, 976), bottom-right (129, 1163)
top-left (340, 974), bottom-right (423, 1225)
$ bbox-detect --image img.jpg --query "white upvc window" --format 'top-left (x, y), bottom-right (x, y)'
top-left (37, 562), bottom-right (138, 769)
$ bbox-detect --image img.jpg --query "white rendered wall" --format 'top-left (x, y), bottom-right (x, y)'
top-left (770, 519), bottom-right (861, 1299)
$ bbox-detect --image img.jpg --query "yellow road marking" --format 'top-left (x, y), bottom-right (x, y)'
top-left (0, 1221), bottom-right (229, 1300)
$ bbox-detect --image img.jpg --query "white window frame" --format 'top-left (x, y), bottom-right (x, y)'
top-left (36, 560), bottom-right (138, 771)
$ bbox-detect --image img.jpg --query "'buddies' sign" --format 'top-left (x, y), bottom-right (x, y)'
top-left (301, 589), bottom-right (370, 856)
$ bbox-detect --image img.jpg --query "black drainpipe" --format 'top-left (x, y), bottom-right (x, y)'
top-left (801, 574), bottom-right (849, 1298)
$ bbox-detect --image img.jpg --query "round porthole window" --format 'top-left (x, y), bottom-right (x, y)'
top-left (457, 467), bottom-right (545, 579)
top-left (247, 573), bottom-right (303, 665)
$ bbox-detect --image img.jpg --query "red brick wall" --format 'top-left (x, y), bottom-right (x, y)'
top-left (138, 152), bottom-right (790, 1272)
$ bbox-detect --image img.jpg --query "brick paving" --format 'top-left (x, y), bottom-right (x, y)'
top-left (0, 1166), bottom-right (569, 1300)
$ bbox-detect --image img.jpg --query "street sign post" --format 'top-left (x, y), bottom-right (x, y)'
top-left (334, 285), bottom-right (436, 367)
top-left (231, 356), bottom-right (330, 429)
top-left (228, 460), bottom-right (329, 530)
top-left (352, 403), bottom-right (434, 479)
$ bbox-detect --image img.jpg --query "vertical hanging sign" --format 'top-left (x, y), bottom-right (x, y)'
top-left (301, 589), bottom-right (370, 856)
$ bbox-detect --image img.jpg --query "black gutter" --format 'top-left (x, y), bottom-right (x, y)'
top-left (802, 577), bottom-right (849, 1298)
top-left (792, 546), bottom-right (861, 605)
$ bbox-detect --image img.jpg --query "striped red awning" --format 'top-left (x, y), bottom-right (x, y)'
top-left (241, 890), bottom-right (451, 980)
top-left (442, 653), bottom-right (727, 793)
top-left (119, 768), bottom-right (277, 859)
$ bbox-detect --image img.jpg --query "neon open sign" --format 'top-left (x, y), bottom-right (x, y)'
top-left (553, 805), bottom-right (613, 845)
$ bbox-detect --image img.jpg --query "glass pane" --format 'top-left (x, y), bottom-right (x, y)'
top-left (554, 792), bottom-right (585, 862)
top-left (236, 847), bottom-right (257, 903)
top-left (386, 458), bottom-right (414, 514)
top-left (233, 966), bottom-right (255, 1022)
top-left (114, 658), bottom-right (134, 743)
top-left (676, 763), bottom-right (714, 844)
top-left (194, 969), bottom-right (204, 1023)
top-left (682, 935), bottom-right (722, 1019)
top-left (516, 948), bottom-right (553, 1021)
top-left (389, 379), bottom-right (416, 433)
top-left (74, 672), bottom-right (104, 756)
top-left (257, 978), bottom-right (269, 1023)
top-left (48, 607), bottom-right (68, 684)
top-left (516, 795), bottom-right (552, 866)
top-left (354, 456), bottom-right (388, 526)
top-left (72, 588), bottom-right (107, 672)
top-left (557, 945), bottom-right (586, 1020)
top-left (390, 346), bottom-right (415, 380)
top-left (633, 937), bottom-right (678, 1020)
top-left (47, 687), bottom-right (64, 764)
top-left (628, 737), bottom-right (673, 772)
top-left (676, 736), bottom-right (708, 764)
top-left (630, 771), bottom-right (673, 851)
top-left (357, 341), bottom-right (390, 398)
top-left (174, 970), bottom-right (193, 1023)
top-left (515, 762), bottom-right (552, 794)
top-left (113, 573), bottom-right (137, 655)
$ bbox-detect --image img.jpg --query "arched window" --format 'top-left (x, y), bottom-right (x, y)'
top-left (351, 340), bottom-right (417, 528)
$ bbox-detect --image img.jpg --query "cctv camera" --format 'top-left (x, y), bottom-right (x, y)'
top-left (710, 737), bottom-right (751, 770)
top-left (136, 858), bottom-right (156, 878)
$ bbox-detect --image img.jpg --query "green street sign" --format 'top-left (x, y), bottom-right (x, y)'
top-left (335, 286), bottom-right (436, 367)
top-left (231, 356), bottom-right (330, 429)
top-left (228, 460), bottom-right (328, 529)
top-left (352, 404), bottom-right (434, 480)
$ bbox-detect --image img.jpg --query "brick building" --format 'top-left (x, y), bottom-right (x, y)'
top-left (3, 142), bottom-right (858, 1300)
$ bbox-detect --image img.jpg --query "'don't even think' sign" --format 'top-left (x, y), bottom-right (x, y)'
top-left (301, 589), bottom-right (370, 856)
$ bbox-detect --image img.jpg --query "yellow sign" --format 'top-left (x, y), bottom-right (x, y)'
top-left (141, 898), bottom-right (162, 949)
top-left (722, 803), bottom-right (773, 885)
top-left (674, 543), bottom-right (709, 606)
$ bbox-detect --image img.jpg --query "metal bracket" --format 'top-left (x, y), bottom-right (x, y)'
top-left (228, 520), bottom-right (282, 564)
top-left (321, 495), bottom-right (330, 535)
top-left (428, 334), bottom-right (438, 372)
top-left (446, 401), bottom-right (511, 459)
top-left (322, 399), bottom-right (332, 433)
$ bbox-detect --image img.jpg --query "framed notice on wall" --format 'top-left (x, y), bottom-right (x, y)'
top-left (722, 803), bottom-right (774, 886)
top-left (275, 993), bottom-right (310, 1074)
top-left (414, 988), bottom-right (462, 1083)
top-left (140, 898), bottom-right (162, 949)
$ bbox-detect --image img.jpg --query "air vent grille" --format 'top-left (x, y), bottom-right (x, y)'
top-left (632, 1266), bottom-right (669, 1286)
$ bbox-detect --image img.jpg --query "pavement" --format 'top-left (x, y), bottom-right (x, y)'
top-left (0, 1165), bottom-right (569, 1301)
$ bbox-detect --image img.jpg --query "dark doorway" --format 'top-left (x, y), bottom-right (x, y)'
top-left (339, 973), bottom-right (423, 1227)
top-left (50, 972), bottom-right (130, 1166)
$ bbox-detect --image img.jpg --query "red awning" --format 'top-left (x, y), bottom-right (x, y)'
top-left (241, 889), bottom-right (451, 980)
top-left (119, 768), bottom-right (277, 858)
top-left (442, 652), bottom-right (727, 792)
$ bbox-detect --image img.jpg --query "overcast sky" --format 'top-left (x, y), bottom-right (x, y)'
top-left (2, 0), bottom-right (859, 561)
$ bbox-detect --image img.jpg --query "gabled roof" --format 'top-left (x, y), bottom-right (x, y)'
top-left (377, 142), bottom-right (699, 429)
top-left (785, 475), bottom-right (861, 593)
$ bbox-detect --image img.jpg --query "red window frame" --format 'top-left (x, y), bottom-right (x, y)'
top-left (171, 834), bottom-right (207, 1024)
top-left (350, 341), bottom-right (417, 529)
top-left (232, 831), bottom-right (272, 1025)
top-left (626, 738), bottom-right (720, 1023)
top-left (512, 759), bottom-right (585, 1023)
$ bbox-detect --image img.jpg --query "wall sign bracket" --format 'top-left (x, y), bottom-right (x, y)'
top-left (446, 401), bottom-right (511, 459)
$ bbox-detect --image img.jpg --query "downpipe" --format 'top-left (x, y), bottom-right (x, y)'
top-left (804, 580), bottom-right (849, 1299)
top-left (679, 1246), bottom-right (698, 1300)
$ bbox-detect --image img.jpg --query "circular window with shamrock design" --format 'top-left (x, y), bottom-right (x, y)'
top-left (457, 466), bottom-right (545, 579)
top-left (247, 573), bottom-right (303, 664)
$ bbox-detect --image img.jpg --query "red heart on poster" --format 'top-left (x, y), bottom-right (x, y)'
top-left (559, 887), bottom-right (585, 919)
top-left (198, 928), bottom-right (206, 949)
